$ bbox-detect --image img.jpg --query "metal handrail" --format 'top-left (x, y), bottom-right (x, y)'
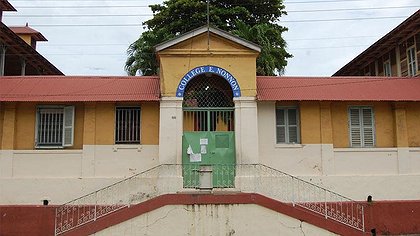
top-left (54, 164), bottom-right (365, 235)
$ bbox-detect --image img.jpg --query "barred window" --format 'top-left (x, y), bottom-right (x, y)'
top-left (276, 107), bottom-right (300, 144)
top-left (36, 106), bottom-right (74, 148)
top-left (349, 107), bottom-right (375, 147)
top-left (115, 107), bottom-right (141, 144)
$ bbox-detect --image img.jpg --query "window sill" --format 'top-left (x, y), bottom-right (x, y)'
top-left (113, 144), bottom-right (143, 152)
top-left (15, 149), bottom-right (83, 154)
top-left (334, 147), bottom-right (398, 152)
top-left (275, 143), bottom-right (305, 149)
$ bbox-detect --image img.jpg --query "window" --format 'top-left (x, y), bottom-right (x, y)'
top-left (349, 107), bottom-right (375, 147)
top-left (407, 46), bottom-right (417, 76)
top-left (115, 107), bottom-right (141, 144)
top-left (383, 60), bottom-right (392, 77)
top-left (36, 106), bottom-right (74, 148)
top-left (276, 107), bottom-right (300, 144)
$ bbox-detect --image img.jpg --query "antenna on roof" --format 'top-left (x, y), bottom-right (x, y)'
top-left (206, 0), bottom-right (210, 51)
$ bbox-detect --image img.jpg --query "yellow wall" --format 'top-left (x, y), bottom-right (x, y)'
top-left (158, 33), bottom-right (259, 97)
top-left (18, 35), bottom-right (32, 45)
top-left (300, 102), bottom-right (321, 144)
top-left (0, 101), bottom-right (159, 150)
top-left (406, 102), bottom-right (420, 147)
top-left (331, 102), bottom-right (395, 148)
top-left (87, 102), bottom-right (160, 145)
top-left (14, 103), bottom-right (84, 150)
top-left (140, 102), bottom-right (160, 145)
top-left (277, 101), bottom-right (397, 147)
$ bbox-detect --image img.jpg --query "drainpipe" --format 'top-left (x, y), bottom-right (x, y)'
top-left (0, 45), bottom-right (6, 76)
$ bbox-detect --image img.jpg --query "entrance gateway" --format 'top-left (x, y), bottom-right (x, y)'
top-left (180, 66), bottom-right (240, 188)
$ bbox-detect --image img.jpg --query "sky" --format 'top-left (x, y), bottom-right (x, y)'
top-left (2, 0), bottom-right (419, 76)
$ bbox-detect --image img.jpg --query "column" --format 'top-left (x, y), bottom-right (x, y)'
top-left (234, 97), bottom-right (259, 164)
top-left (81, 102), bottom-right (96, 177)
top-left (320, 102), bottom-right (335, 175)
top-left (393, 102), bottom-right (410, 174)
top-left (158, 97), bottom-right (183, 165)
top-left (0, 45), bottom-right (6, 76)
top-left (20, 59), bottom-right (26, 76)
top-left (0, 103), bottom-right (16, 177)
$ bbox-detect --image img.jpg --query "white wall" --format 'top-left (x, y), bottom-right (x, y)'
top-left (0, 145), bottom-right (159, 204)
top-left (257, 101), bottom-right (420, 200)
top-left (92, 204), bottom-right (337, 236)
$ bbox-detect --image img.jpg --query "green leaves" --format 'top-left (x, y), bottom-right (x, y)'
top-left (125, 0), bottom-right (292, 76)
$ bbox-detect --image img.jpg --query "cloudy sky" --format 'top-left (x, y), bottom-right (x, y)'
top-left (3, 0), bottom-right (419, 76)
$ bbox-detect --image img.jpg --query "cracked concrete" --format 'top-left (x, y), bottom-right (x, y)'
top-left (91, 204), bottom-right (337, 236)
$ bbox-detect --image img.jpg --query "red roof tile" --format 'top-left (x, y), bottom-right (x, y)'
top-left (0, 76), bottom-right (160, 102)
top-left (257, 76), bottom-right (420, 101)
top-left (9, 26), bottom-right (47, 41)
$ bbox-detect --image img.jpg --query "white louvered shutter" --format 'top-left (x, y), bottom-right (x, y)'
top-left (288, 108), bottom-right (298, 143)
top-left (276, 109), bottom-right (286, 143)
top-left (361, 108), bottom-right (374, 147)
top-left (349, 108), bottom-right (361, 147)
top-left (63, 106), bottom-right (75, 147)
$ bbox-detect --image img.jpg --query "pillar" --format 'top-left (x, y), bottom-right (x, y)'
top-left (393, 102), bottom-right (410, 174)
top-left (0, 103), bottom-right (16, 177)
top-left (158, 97), bottom-right (183, 165)
top-left (234, 97), bottom-right (259, 164)
top-left (0, 45), bottom-right (6, 76)
top-left (81, 102), bottom-right (96, 177)
top-left (320, 102), bottom-right (335, 175)
top-left (20, 59), bottom-right (26, 76)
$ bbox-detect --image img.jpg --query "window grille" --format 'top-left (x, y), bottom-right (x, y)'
top-left (183, 74), bottom-right (234, 108)
top-left (115, 107), bottom-right (141, 144)
top-left (276, 107), bottom-right (300, 144)
top-left (36, 106), bottom-right (74, 147)
top-left (349, 107), bottom-right (375, 147)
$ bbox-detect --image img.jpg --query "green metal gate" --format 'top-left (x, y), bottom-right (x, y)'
top-left (181, 73), bottom-right (236, 188)
top-left (182, 108), bottom-right (235, 188)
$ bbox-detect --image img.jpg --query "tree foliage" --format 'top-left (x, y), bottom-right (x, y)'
top-left (126, 0), bottom-right (292, 76)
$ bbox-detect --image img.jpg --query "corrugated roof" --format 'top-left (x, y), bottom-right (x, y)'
top-left (257, 76), bottom-right (420, 101)
top-left (0, 76), bottom-right (160, 102)
top-left (9, 26), bottom-right (48, 41)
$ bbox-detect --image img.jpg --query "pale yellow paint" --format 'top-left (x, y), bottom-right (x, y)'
top-left (331, 102), bottom-right (394, 148)
top-left (83, 103), bottom-right (97, 145)
top-left (320, 102), bottom-right (333, 144)
top-left (89, 102), bottom-right (160, 145)
top-left (15, 103), bottom-right (36, 150)
top-left (300, 102), bottom-right (321, 144)
top-left (406, 102), bottom-right (420, 147)
top-left (17, 35), bottom-right (32, 45)
top-left (140, 102), bottom-right (160, 145)
top-left (158, 32), bottom-right (259, 98)
top-left (13, 103), bottom-right (84, 150)
top-left (1, 103), bottom-right (16, 150)
top-left (392, 103), bottom-right (409, 147)
top-left (95, 103), bottom-right (115, 145)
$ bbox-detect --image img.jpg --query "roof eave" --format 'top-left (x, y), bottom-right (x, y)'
top-left (333, 9), bottom-right (420, 76)
top-left (155, 25), bottom-right (261, 53)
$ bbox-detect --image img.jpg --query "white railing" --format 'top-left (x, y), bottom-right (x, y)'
top-left (55, 164), bottom-right (364, 235)
top-left (236, 164), bottom-right (365, 232)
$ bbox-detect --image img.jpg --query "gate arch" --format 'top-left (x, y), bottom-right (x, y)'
top-left (176, 65), bottom-right (241, 98)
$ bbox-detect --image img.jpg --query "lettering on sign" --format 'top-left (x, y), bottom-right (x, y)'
top-left (176, 66), bottom-right (241, 97)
